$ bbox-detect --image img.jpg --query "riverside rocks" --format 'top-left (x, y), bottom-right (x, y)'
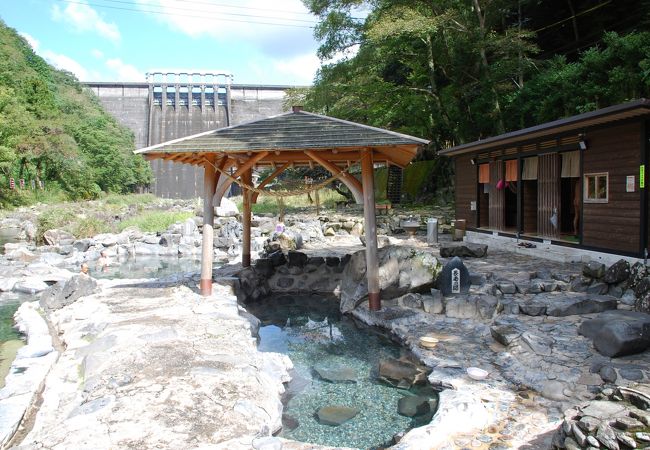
top-left (13, 282), bottom-right (292, 450)
top-left (552, 387), bottom-right (650, 449)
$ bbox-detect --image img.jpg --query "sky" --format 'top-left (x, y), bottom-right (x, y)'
top-left (0, 0), bottom-right (328, 86)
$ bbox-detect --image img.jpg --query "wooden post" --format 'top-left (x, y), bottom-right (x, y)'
top-left (200, 155), bottom-right (217, 296)
top-left (242, 169), bottom-right (252, 267)
top-left (361, 149), bottom-right (381, 311)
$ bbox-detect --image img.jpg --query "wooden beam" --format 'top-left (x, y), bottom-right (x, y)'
top-left (242, 168), bottom-right (252, 268)
top-left (361, 148), bottom-right (380, 311)
top-left (200, 154), bottom-right (217, 296)
top-left (304, 150), bottom-right (364, 204)
top-left (214, 151), bottom-right (269, 204)
top-left (252, 161), bottom-right (290, 204)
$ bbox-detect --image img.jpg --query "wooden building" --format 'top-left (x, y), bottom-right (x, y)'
top-left (440, 99), bottom-right (650, 258)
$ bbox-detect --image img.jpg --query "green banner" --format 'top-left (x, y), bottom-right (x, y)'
top-left (641, 165), bottom-right (646, 189)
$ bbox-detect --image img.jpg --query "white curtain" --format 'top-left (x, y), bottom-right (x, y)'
top-left (561, 151), bottom-right (580, 178)
top-left (522, 156), bottom-right (538, 180)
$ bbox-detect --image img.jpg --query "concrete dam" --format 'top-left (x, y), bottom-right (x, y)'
top-left (85, 72), bottom-right (292, 198)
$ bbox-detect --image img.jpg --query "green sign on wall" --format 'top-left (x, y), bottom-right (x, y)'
top-left (641, 165), bottom-right (646, 189)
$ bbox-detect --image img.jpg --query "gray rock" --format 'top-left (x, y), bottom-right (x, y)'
top-left (584, 261), bottom-right (606, 279)
top-left (490, 324), bottom-right (523, 346)
top-left (564, 436), bottom-right (581, 450)
top-left (287, 251), bottom-right (308, 267)
top-left (497, 281), bottom-right (517, 295)
top-left (313, 364), bottom-right (357, 383)
top-left (252, 436), bottom-right (283, 450)
top-left (439, 243), bottom-right (487, 258)
top-left (596, 423), bottom-right (620, 450)
top-left (397, 293), bottom-right (423, 309)
top-left (600, 366), bottom-right (618, 383)
top-left (519, 302), bottom-right (547, 316)
top-left (614, 416), bottom-right (644, 431)
top-left (545, 295), bottom-right (617, 317)
top-left (572, 422), bottom-right (587, 446)
top-left (587, 282), bottom-right (610, 295)
top-left (397, 395), bottom-right (431, 417)
top-left (579, 311), bottom-right (650, 357)
top-left (619, 368), bottom-right (644, 381)
top-left (629, 262), bottom-right (648, 291)
top-left (276, 277), bottom-right (294, 289)
top-left (571, 276), bottom-right (593, 292)
top-left (603, 260), bottom-right (631, 285)
top-left (521, 331), bottom-right (554, 356)
top-left (43, 228), bottom-right (75, 246)
top-left (316, 406), bottom-right (359, 426)
top-left (615, 432), bottom-right (637, 449)
top-left (586, 435), bottom-right (601, 447)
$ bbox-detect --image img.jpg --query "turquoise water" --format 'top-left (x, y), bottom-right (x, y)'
top-left (0, 298), bottom-right (22, 342)
top-left (246, 294), bottom-right (438, 450)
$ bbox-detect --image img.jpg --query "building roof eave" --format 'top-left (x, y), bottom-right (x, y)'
top-left (439, 99), bottom-right (650, 157)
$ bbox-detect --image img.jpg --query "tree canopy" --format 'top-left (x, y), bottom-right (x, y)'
top-left (0, 19), bottom-right (151, 206)
top-left (298, 0), bottom-right (650, 197)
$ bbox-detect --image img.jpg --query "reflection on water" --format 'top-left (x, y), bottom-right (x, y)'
top-left (65, 256), bottom-right (202, 279)
top-left (246, 293), bottom-right (437, 450)
top-left (0, 293), bottom-right (29, 388)
top-left (0, 228), bottom-right (21, 255)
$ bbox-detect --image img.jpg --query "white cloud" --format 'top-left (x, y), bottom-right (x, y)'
top-left (52, 1), bottom-right (121, 43)
top-left (105, 58), bottom-right (144, 81)
top-left (91, 49), bottom-right (104, 59)
top-left (19, 32), bottom-right (40, 51)
top-left (42, 50), bottom-right (89, 80)
top-left (135, 0), bottom-right (317, 55)
top-left (272, 53), bottom-right (320, 85)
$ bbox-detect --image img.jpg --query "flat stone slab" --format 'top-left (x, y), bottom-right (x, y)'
top-left (518, 293), bottom-right (617, 317)
top-left (313, 364), bottom-right (357, 383)
top-left (439, 243), bottom-right (488, 258)
top-left (316, 406), bottom-right (360, 426)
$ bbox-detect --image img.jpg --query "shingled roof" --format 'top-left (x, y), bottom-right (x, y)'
top-left (135, 110), bottom-right (429, 168)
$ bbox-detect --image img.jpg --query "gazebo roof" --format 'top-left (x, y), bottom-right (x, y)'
top-left (135, 110), bottom-right (429, 168)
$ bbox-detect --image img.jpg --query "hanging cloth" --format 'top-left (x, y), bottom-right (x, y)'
top-left (561, 151), bottom-right (580, 178)
top-left (522, 156), bottom-right (538, 180)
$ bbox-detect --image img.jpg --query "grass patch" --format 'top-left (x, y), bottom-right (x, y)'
top-left (117, 211), bottom-right (194, 233)
top-left (70, 217), bottom-right (112, 238)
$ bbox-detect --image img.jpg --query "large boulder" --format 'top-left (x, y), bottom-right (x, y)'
top-left (339, 246), bottom-right (441, 313)
top-left (578, 310), bottom-right (650, 357)
top-left (439, 243), bottom-right (488, 258)
top-left (42, 229), bottom-right (75, 246)
top-left (215, 197), bottom-right (239, 217)
top-left (602, 259), bottom-right (631, 284)
top-left (40, 274), bottom-right (99, 311)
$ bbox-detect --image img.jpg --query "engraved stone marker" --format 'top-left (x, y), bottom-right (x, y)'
top-left (439, 256), bottom-right (470, 296)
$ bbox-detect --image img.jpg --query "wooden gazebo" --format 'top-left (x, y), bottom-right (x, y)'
top-left (135, 107), bottom-right (429, 310)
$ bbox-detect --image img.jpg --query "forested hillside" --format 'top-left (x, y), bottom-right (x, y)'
top-left (297, 0), bottom-right (650, 198)
top-left (0, 20), bottom-right (151, 207)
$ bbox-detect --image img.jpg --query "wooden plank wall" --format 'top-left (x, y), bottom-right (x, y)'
top-left (489, 161), bottom-right (505, 230)
top-left (582, 122), bottom-right (641, 253)
top-left (522, 181), bottom-right (538, 234)
top-left (455, 154), bottom-right (477, 227)
top-left (537, 153), bottom-right (560, 238)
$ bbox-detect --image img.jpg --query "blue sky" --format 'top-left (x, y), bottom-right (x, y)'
top-left (0, 0), bottom-right (327, 85)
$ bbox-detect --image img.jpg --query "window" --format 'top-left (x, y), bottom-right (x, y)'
top-left (584, 173), bottom-right (608, 203)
